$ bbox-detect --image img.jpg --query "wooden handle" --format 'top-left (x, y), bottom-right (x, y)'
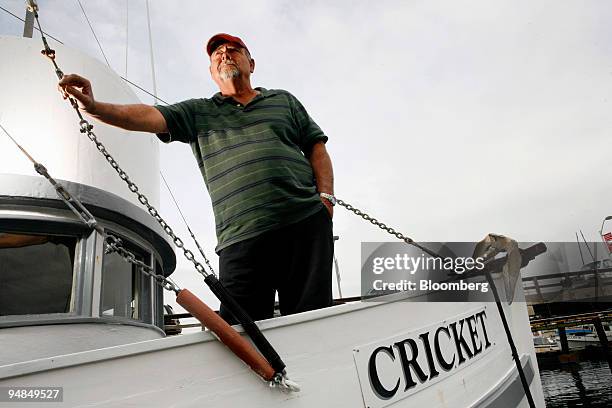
top-left (176, 289), bottom-right (276, 381)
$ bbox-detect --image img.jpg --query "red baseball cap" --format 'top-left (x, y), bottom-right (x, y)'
top-left (206, 33), bottom-right (250, 56)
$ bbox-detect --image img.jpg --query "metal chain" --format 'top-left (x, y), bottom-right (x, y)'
top-left (104, 235), bottom-right (179, 293)
top-left (188, 227), bottom-right (216, 276)
top-left (32, 11), bottom-right (214, 280)
top-left (336, 198), bottom-right (441, 259)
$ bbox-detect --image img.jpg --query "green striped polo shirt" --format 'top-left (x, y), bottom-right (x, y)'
top-left (154, 88), bottom-right (328, 252)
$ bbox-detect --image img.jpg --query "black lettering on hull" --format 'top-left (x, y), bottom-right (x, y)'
top-left (364, 308), bottom-right (493, 403)
top-left (394, 338), bottom-right (428, 390)
top-left (368, 346), bottom-right (400, 399)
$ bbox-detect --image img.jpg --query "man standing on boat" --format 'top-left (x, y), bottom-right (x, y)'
top-left (58, 33), bottom-right (335, 324)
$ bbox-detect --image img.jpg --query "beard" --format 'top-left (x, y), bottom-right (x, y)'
top-left (219, 63), bottom-right (240, 81)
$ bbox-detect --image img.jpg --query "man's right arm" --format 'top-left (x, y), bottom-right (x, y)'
top-left (58, 74), bottom-right (168, 134)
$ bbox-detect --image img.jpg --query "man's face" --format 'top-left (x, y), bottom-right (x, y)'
top-left (209, 42), bottom-right (254, 85)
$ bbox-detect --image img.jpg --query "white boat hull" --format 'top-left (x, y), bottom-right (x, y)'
top-left (0, 299), bottom-right (545, 407)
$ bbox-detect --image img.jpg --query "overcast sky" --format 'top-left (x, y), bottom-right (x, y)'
top-left (1, 0), bottom-right (611, 311)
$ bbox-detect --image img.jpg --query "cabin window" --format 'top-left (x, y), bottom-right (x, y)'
top-left (0, 232), bottom-right (76, 316)
top-left (100, 235), bottom-right (152, 322)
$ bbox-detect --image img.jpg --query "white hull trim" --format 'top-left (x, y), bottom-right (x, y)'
top-left (1, 300), bottom-right (545, 407)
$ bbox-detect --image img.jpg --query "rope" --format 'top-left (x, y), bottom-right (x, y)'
top-left (76, 0), bottom-right (111, 68)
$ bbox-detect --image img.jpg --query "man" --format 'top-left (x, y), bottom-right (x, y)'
top-left (59, 33), bottom-right (335, 324)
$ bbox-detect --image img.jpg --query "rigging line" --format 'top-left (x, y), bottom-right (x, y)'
top-left (0, 5), bottom-right (63, 44)
top-left (120, 76), bottom-right (169, 105)
top-left (75, 0), bottom-right (111, 68)
top-left (160, 171), bottom-right (215, 275)
top-left (0, 121), bottom-right (98, 230)
top-left (0, 122), bottom-right (37, 164)
top-left (160, 172), bottom-right (192, 228)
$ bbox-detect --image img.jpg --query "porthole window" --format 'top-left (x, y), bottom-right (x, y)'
top-left (0, 232), bottom-right (76, 316)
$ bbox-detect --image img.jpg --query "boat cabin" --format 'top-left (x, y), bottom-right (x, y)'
top-left (0, 174), bottom-right (176, 364)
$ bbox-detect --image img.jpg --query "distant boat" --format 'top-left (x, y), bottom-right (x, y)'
top-left (566, 324), bottom-right (612, 349)
top-left (533, 332), bottom-right (560, 354)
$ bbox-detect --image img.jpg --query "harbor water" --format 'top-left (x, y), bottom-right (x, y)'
top-left (540, 360), bottom-right (612, 407)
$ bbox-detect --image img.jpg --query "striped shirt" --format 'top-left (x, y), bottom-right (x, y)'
top-left (154, 88), bottom-right (328, 252)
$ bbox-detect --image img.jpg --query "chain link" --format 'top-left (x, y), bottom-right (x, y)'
top-left (336, 199), bottom-right (415, 244)
top-left (191, 230), bottom-right (217, 275)
top-left (104, 235), bottom-right (179, 293)
top-left (336, 198), bottom-right (441, 258)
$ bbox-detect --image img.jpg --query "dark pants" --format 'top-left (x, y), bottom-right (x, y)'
top-left (218, 207), bottom-right (333, 324)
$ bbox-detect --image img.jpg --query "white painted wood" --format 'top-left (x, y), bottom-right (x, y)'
top-left (0, 300), bottom-right (545, 407)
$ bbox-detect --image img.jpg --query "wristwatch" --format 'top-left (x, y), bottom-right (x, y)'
top-left (320, 192), bottom-right (336, 206)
